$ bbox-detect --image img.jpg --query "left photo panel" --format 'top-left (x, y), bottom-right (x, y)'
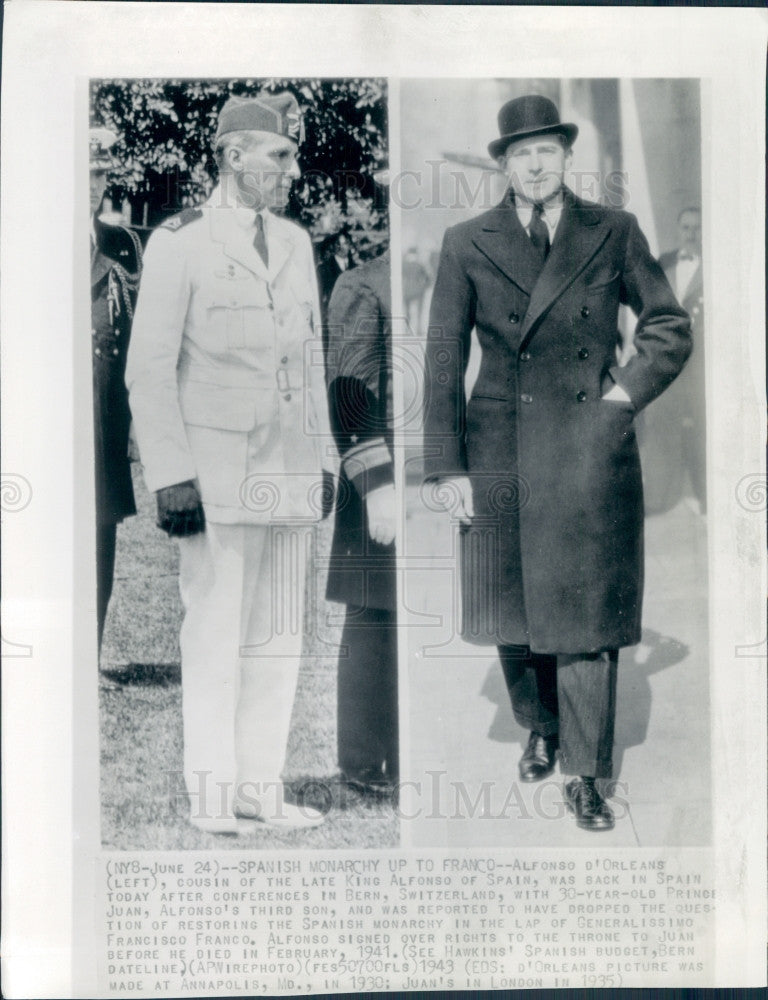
top-left (88, 77), bottom-right (398, 849)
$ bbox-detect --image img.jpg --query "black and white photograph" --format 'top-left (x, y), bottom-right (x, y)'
top-left (2, 4), bottom-right (765, 997)
top-left (89, 76), bottom-right (398, 849)
top-left (400, 78), bottom-right (709, 847)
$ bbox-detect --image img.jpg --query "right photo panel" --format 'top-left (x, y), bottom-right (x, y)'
top-left (399, 78), bottom-right (707, 848)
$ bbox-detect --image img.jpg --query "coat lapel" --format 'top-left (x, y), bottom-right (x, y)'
top-left (209, 206), bottom-right (271, 282)
top-left (208, 203), bottom-right (296, 283)
top-left (472, 200), bottom-right (544, 296)
top-left (520, 190), bottom-right (611, 340)
top-left (264, 219), bottom-right (293, 282)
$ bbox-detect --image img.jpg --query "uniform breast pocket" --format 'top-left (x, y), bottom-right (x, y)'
top-left (205, 281), bottom-right (273, 349)
top-left (287, 272), bottom-right (315, 328)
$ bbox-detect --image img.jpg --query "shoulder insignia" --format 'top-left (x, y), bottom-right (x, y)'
top-left (161, 207), bottom-right (203, 232)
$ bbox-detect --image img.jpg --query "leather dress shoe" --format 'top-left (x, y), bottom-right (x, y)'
top-left (518, 731), bottom-right (558, 782)
top-left (342, 769), bottom-right (397, 799)
top-left (564, 776), bottom-right (615, 831)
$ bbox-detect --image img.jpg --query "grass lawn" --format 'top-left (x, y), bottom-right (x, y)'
top-left (100, 465), bottom-right (399, 850)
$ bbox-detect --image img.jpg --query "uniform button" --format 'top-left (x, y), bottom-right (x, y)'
top-left (281, 356), bottom-right (288, 365)
top-left (95, 348), bottom-right (101, 356)
top-left (113, 348), bottom-right (119, 356)
top-left (520, 351), bottom-right (531, 362)
top-left (509, 312), bottom-right (520, 324)
top-left (581, 306), bottom-right (590, 318)
top-left (115, 330), bottom-right (120, 336)
top-left (284, 393), bottom-right (292, 402)
top-left (91, 329), bottom-right (96, 337)
top-left (578, 347), bottom-right (589, 360)
top-left (576, 390), bottom-right (587, 402)
top-left (521, 393), bottom-right (533, 404)
top-left (268, 302), bottom-right (274, 311)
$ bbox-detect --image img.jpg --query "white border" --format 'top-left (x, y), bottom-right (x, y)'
top-left (1, 4), bottom-right (765, 995)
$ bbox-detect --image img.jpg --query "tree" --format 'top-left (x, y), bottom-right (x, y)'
top-left (90, 77), bottom-right (388, 261)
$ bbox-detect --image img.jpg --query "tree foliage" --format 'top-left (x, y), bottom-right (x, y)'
top-left (90, 78), bottom-right (388, 260)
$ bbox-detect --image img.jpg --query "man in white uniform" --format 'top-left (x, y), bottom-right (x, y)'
top-left (126, 92), bottom-right (334, 832)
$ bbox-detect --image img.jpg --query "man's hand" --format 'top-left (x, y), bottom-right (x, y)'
top-left (366, 483), bottom-right (396, 546)
top-left (156, 480), bottom-right (206, 537)
top-left (441, 475), bottom-right (474, 525)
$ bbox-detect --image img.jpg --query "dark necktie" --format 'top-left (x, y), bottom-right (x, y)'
top-left (528, 202), bottom-right (550, 260)
top-left (253, 213), bottom-right (269, 268)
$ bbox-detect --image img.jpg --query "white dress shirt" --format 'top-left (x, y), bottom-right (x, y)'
top-left (515, 195), bottom-right (564, 244)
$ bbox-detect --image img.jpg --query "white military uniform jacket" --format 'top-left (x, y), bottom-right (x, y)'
top-left (126, 186), bottom-right (334, 524)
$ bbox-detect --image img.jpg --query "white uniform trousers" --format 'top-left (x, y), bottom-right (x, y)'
top-left (177, 521), bottom-right (310, 831)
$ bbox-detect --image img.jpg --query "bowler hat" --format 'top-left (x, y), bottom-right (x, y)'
top-left (215, 91), bottom-right (304, 145)
top-left (488, 95), bottom-right (578, 160)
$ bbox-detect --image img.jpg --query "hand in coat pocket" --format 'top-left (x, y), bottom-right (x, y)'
top-left (439, 476), bottom-right (474, 524)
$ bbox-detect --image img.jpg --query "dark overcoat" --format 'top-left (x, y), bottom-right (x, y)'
top-left (424, 190), bottom-right (691, 654)
top-left (91, 218), bottom-right (142, 525)
top-left (325, 251), bottom-right (394, 611)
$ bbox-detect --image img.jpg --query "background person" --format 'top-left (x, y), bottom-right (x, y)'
top-left (641, 207), bottom-right (706, 514)
top-left (325, 247), bottom-right (398, 795)
top-left (89, 127), bottom-right (142, 656)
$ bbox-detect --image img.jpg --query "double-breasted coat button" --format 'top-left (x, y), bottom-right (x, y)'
top-left (580, 306), bottom-right (590, 318)
top-left (509, 312), bottom-right (520, 324)
top-left (576, 390), bottom-right (587, 402)
top-left (520, 351), bottom-right (531, 362)
top-left (521, 393), bottom-right (533, 404)
top-left (578, 347), bottom-right (589, 360)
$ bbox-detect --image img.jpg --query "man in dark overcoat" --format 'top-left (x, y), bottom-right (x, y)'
top-left (90, 128), bottom-right (142, 652)
top-left (424, 95), bottom-right (691, 830)
top-left (325, 249), bottom-right (398, 792)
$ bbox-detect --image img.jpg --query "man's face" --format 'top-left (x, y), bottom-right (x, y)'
top-left (232, 133), bottom-right (301, 210)
top-left (678, 210), bottom-right (701, 255)
top-left (90, 170), bottom-right (108, 214)
top-left (500, 132), bottom-right (570, 205)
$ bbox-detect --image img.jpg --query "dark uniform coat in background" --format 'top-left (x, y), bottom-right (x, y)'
top-left (424, 189), bottom-right (691, 655)
top-left (91, 217), bottom-right (142, 525)
top-left (325, 250), bottom-right (394, 612)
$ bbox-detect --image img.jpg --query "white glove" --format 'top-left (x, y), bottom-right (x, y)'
top-left (366, 483), bottom-right (396, 546)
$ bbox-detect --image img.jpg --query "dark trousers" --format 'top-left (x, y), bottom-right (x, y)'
top-left (97, 522), bottom-right (117, 652)
top-left (498, 645), bottom-right (618, 778)
top-left (338, 606), bottom-right (399, 782)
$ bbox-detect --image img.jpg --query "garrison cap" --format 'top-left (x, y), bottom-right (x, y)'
top-left (90, 127), bottom-right (117, 172)
top-left (215, 92), bottom-right (305, 145)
